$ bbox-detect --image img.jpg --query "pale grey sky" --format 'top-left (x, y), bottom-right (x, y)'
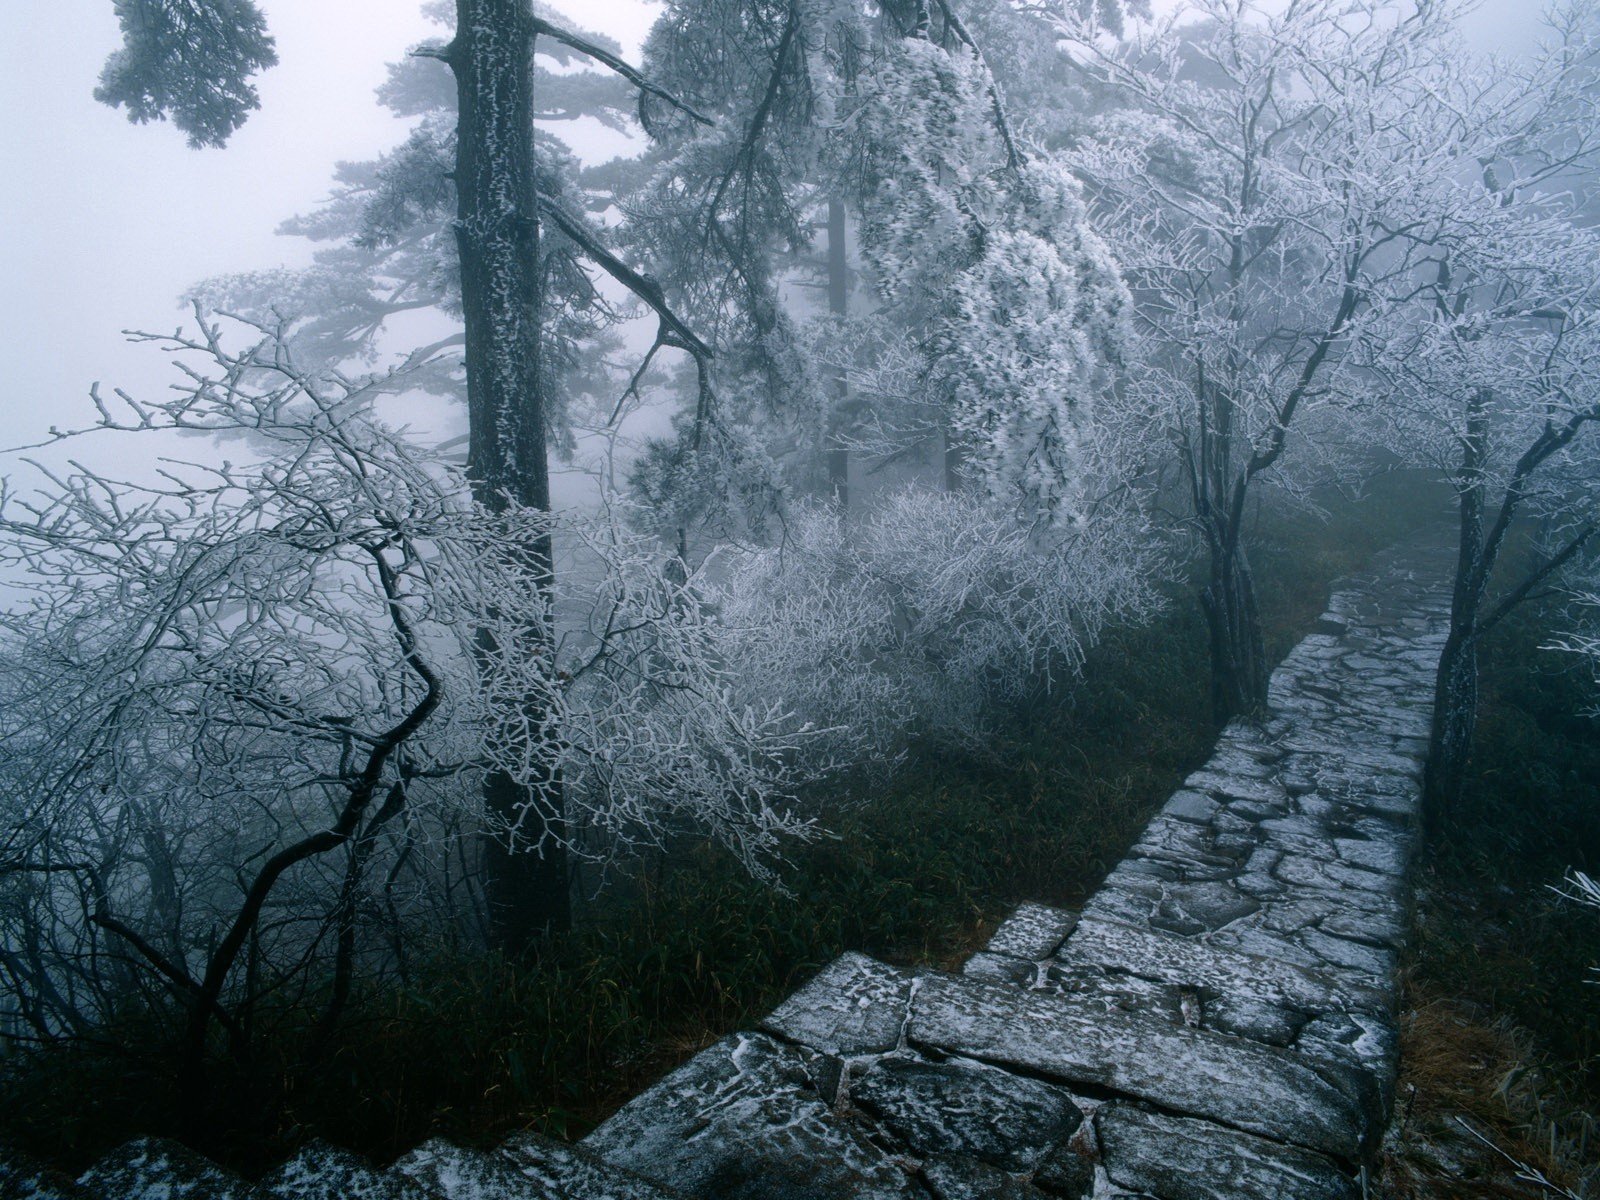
top-left (0, 0), bottom-right (657, 451)
top-left (0, 0), bottom-right (1537, 452)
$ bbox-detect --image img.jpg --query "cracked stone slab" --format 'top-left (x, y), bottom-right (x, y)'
top-left (499, 1130), bottom-right (689, 1199)
top-left (1273, 853), bottom-right (1406, 899)
top-left (259, 1141), bottom-right (437, 1200)
top-left (77, 1138), bottom-right (253, 1200)
top-left (1147, 881), bottom-right (1262, 936)
top-left (850, 1055), bottom-right (1082, 1171)
top-left (985, 904), bottom-right (1080, 961)
top-left (1039, 959), bottom-right (1187, 1023)
top-left (584, 1033), bottom-right (918, 1199)
top-left (1095, 1104), bottom-right (1359, 1200)
top-left (759, 951), bottom-right (914, 1057)
top-left (1056, 915), bottom-right (1388, 1015)
top-left (906, 972), bottom-right (1371, 1159)
top-left (1203, 995), bottom-right (1307, 1047)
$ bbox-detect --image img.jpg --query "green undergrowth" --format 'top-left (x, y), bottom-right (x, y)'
top-left (0, 477), bottom-right (1442, 1177)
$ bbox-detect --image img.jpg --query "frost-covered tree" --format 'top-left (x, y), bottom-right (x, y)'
top-left (97, 0), bottom-right (722, 948)
top-left (710, 487), bottom-right (1163, 757)
top-left (631, 0), bottom-right (1133, 537)
top-left (1056, 0), bottom-right (1480, 720)
top-left (1349, 2), bottom-right (1600, 829)
top-left (849, 41), bottom-right (1130, 524)
top-left (0, 315), bottom-right (825, 1097)
top-left (96, 0), bottom-right (277, 148)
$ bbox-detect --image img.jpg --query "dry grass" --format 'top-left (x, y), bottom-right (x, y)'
top-left (1383, 983), bottom-right (1597, 1198)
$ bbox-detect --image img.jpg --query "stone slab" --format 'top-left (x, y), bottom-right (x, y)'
top-left (850, 1055), bottom-right (1081, 1171)
top-left (985, 904), bottom-right (1079, 961)
top-left (77, 1139), bottom-right (252, 1200)
top-left (259, 1142), bottom-right (436, 1200)
top-left (1056, 915), bottom-right (1388, 1015)
top-left (758, 952), bottom-right (913, 1057)
top-left (583, 1033), bottom-right (918, 1199)
top-left (1096, 1104), bottom-right (1359, 1200)
top-left (391, 1140), bottom-right (557, 1200)
top-left (906, 973), bottom-right (1370, 1159)
top-left (498, 1130), bottom-right (687, 1199)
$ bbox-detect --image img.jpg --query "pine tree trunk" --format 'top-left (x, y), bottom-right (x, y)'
top-left (450, 0), bottom-right (570, 949)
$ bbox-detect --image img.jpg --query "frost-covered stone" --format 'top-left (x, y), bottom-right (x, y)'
top-left (920, 1155), bottom-right (1049, 1199)
top-left (850, 1055), bottom-right (1081, 1171)
top-left (498, 1130), bottom-right (687, 1199)
top-left (907, 973), bottom-right (1370, 1158)
top-left (1056, 916), bottom-right (1386, 1015)
top-left (963, 951), bottom-right (1038, 986)
top-left (77, 1138), bottom-right (252, 1200)
top-left (1159, 791), bottom-right (1219, 825)
top-left (259, 1141), bottom-right (435, 1200)
top-left (584, 1033), bottom-right (918, 1199)
top-left (391, 1140), bottom-right (547, 1200)
top-left (758, 952), bottom-right (913, 1057)
top-left (985, 904), bottom-right (1079, 960)
top-left (1202, 996), bottom-right (1306, 1047)
top-left (1095, 1104), bottom-right (1359, 1200)
top-left (0, 1149), bottom-right (93, 1200)
top-left (1148, 881), bottom-right (1261, 936)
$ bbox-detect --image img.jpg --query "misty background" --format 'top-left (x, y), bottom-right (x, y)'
top-left (0, 0), bottom-right (1538, 452)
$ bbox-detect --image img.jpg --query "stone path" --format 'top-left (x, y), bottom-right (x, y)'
top-left (0, 532), bottom-right (1454, 1200)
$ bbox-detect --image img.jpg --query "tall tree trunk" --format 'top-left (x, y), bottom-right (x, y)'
top-left (826, 196), bottom-right (849, 508)
top-left (1423, 402), bottom-right (1488, 835)
top-left (1200, 537), bottom-right (1268, 723)
top-left (1424, 624), bottom-right (1478, 835)
top-left (450, 0), bottom-right (570, 949)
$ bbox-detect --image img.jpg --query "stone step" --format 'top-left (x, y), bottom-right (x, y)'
top-left (259, 1140), bottom-right (441, 1200)
top-left (75, 1138), bottom-right (255, 1200)
top-left (1055, 914), bottom-right (1389, 1017)
top-left (1094, 1103), bottom-right (1359, 1200)
top-left (497, 1130), bottom-right (689, 1200)
top-left (905, 971), bottom-right (1374, 1160)
top-left (0, 1145), bottom-right (96, 1200)
top-left (391, 1139), bottom-right (564, 1200)
top-left (582, 1032), bottom-right (921, 1199)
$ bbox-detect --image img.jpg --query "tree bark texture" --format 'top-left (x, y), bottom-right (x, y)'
top-left (1200, 540), bottom-right (1268, 724)
top-left (1423, 400), bottom-right (1488, 834)
top-left (826, 196), bottom-right (850, 508)
top-left (450, 0), bottom-right (571, 949)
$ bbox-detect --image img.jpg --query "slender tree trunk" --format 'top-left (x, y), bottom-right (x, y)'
top-left (449, 0), bottom-right (570, 949)
top-left (1200, 536), bottom-right (1268, 723)
top-left (1424, 624), bottom-right (1478, 835)
top-left (826, 197), bottom-right (849, 508)
top-left (1423, 400), bottom-right (1489, 834)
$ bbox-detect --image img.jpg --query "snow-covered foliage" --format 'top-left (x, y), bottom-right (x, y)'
top-left (96, 0), bottom-right (278, 148)
top-left (629, 1), bottom-right (1133, 535)
top-left (851, 40), bottom-right (1132, 525)
top-left (709, 488), bottom-right (1163, 758)
top-left (0, 315), bottom-right (827, 1038)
